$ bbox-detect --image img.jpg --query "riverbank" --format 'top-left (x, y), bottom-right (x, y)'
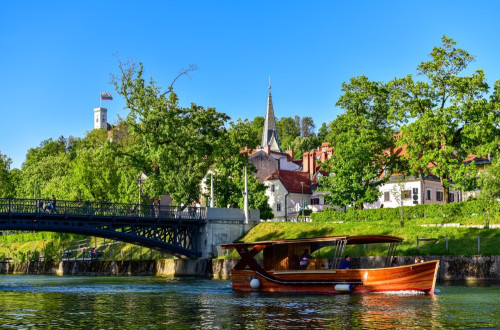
top-left (241, 222), bottom-right (500, 256)
top-left (1, 256), bottom-right (499, 281)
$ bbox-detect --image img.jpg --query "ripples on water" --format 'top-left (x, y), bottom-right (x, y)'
top-left (0, 275), bottom-right (498, 329)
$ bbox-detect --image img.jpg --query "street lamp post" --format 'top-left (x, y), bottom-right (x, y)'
top-left (300, 182), bottom-right (304, 222)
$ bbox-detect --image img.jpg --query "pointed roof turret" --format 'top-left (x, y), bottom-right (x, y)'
top-left (261, 76), bottom-right (281, 152)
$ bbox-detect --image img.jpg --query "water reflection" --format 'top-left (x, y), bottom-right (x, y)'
top-left (0, 276), bottom-right (498, 329)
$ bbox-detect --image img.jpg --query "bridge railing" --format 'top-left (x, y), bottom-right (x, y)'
top-left (0, 198), bottom-right (206, 220)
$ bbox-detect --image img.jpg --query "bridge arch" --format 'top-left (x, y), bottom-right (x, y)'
top-left (0, 198), bottom-right (206, 259)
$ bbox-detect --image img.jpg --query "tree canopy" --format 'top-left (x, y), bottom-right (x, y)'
top-left (112, 61), bottom-right (229, 205)
top-left (319, 76), bottom-right (396, 209)
top-left (389, 36), bottom-right (500, 202)
top-left (206, 120), bottom-right (273, 219)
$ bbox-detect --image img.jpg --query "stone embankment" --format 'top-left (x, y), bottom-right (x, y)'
top-left (0, 256), bottom-right (498, 281)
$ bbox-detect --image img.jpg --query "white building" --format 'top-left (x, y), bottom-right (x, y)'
top-left (94, 107), bottom-right (107, 130)
top-left (264, 170), bottom-right (311, 221)
top-left (364, 175), bottom-right (461, 209)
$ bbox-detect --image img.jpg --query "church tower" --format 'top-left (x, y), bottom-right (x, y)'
top-left (261, 77), bottom-right (281, 152)
top-left (94, 107), bottom-right (107, 130)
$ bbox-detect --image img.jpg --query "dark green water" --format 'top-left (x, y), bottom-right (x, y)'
top-left (0, 276), bottom-right (498, 329)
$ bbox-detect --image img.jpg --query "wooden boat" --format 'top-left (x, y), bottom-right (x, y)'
top-left (221, 235), bottom-right (439, 294)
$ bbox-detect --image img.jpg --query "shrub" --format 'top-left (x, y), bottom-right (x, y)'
top-left (311, 200), bottom-right (500, 223)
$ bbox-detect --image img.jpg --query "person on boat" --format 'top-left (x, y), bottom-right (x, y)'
top-left (414, 256), bottom-right (421, 263)
top-left (391, 257), bottom-right (400, 267)
top-left (299, 249), bottom-right (313, 269)
top-left (421, 257), bottom-right (426, 263)
top-left (339, 256), bottom-right (351, 269)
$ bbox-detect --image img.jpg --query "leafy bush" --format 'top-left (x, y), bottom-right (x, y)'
top-left (29, 250), bottom-right (40, 262)
top-left (14, 251), bottom-right (26, 263)
top-left (311, 200), bottom-right (500, 223)
top-left (44, 239), bottom-right (62, 262)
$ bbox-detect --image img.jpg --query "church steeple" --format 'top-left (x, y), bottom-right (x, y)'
top-left (261, 76), bottom-right (281, 152)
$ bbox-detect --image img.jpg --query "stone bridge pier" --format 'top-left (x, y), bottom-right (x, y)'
top-left (198, 208), bottom-right (260, 259)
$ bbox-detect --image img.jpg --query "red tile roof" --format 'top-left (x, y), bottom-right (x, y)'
top-left (265, 170), bottom-right (311, 194)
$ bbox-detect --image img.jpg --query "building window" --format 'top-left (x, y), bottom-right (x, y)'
top-left (449, 192), bottom-right (455, 202)
top-left (402, 190), bottom-right (411, 200)
top-left (384, 192), bottom-right (390, 202)
top-left (96, 117), bottom-right (99, 122)
top-left (311, 198), bottom-right (320, 205)
top-left (270, 184), bottom-right (275, 192)
top-left (426, 189), bottom-right (432, 201)
top-left (276, 203), bottom-right (281, 212)
top-left (436, 191), bottom-right (443, 202)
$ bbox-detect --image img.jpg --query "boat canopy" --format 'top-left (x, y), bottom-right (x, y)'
top-left (221, 235), bottom-right (403, 250)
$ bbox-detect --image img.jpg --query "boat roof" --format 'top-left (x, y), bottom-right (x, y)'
top-left (221, 235), bottom-right (403, 249)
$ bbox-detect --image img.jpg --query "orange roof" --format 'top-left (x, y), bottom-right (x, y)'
top-left (265, 170), bottom-right (311, 194)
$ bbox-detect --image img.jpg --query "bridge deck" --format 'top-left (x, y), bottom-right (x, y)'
top-left (0, 198), bottom-right (206, 222)
top-left (0, 198), bottom-right (207, 258)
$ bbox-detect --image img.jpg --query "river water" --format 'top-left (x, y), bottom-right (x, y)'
top-left (0, 276), bottom-right (498, 329)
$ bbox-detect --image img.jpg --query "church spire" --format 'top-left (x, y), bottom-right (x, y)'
top-left (261, 76), bottom-right (281, 152)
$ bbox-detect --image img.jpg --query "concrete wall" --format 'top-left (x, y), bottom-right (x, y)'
top-left (199, 208), bottom-right (260, 259)
top-left (341, 255), bottom-right (500, 281)
top-left (1, 256), bottom-right (498, 280)
top-left (0, 259), bottom-right (212, 277)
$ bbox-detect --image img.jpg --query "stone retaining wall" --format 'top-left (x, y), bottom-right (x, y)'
top-left (0, 256), bottom-right (498, 280)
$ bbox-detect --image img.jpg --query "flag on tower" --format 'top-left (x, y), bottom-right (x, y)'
top-left (100, 92), bottom-right (113, 100)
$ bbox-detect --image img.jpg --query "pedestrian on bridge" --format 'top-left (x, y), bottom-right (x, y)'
top-left (51, 195), bottom-right (56, 213)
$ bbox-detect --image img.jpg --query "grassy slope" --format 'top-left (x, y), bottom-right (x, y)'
top-left (0, 233), bottom-right (168, 261)
top-left (1, 216), bottom-right (499, 259)
top-left (241, 216), bottom-right (500, 256)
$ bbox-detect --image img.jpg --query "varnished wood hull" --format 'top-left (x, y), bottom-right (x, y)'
top-left (230, 260), bottom-right (439, 294)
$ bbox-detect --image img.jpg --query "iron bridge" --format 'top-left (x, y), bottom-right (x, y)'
top-left (0, 198), bottom-right (206, 258)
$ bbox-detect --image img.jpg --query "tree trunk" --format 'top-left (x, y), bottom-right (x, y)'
top-left (486, 203), bottom-right (490, 229)
top-left (441, 177), bottom-right (450, 203)
top-left (400, 204), bottom-right (404, 227)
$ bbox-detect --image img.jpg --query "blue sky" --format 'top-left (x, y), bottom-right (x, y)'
top-left (1, 1), bottom-right (500, 168)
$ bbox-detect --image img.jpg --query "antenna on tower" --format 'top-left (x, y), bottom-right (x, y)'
top-left (268, 75), bottom-right (271, 91)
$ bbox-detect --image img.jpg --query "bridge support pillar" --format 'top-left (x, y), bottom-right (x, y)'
top-left (198, 208), bottom-right (260, 259)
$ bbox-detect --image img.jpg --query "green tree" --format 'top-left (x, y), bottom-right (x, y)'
top-left (290, 135), bottom-right (320, 158)
top-left (300, 116), bottom-right (315, 137)
top-left (389, 36), bottom-right (500, 202)
top-left (477, 157), bottom-right (500, 228)
top-left (317, 122), bottom-right (329, 142)
top-left (250, 116), bottom-right (264, 146)
top-left (320, 76), bottom-right (395, 209)
top-left (17, 138), bottom-right (72, 199)
top-left (0, 152), bottom-right (15, 197)
top-left (277, 117), bottom-right (300, 151)
top-left (112, 62), bottom-right (229, 205)
top-left (68, 130), bottom-right (121, 202)
top-left (208, 120), bottom-right (273, 219)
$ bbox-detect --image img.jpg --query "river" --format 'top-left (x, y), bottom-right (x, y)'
top-left (0, 275), bottom-right (498, 329)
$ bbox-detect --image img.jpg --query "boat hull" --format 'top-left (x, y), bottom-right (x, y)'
top-left (230, 260), bottom-right (439, 294)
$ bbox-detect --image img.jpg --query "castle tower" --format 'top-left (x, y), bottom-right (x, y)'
top-left (261, 77), bottom-right (281, 152)
top-left (94, 107), bottom-right (107, 130)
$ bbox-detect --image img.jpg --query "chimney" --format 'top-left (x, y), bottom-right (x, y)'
top-left (286, 149), bottom-right (293, 160)
top-left (264, 145), bottom-right (271, 154)
top-left (303, 152), bottom-right (309, 173)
